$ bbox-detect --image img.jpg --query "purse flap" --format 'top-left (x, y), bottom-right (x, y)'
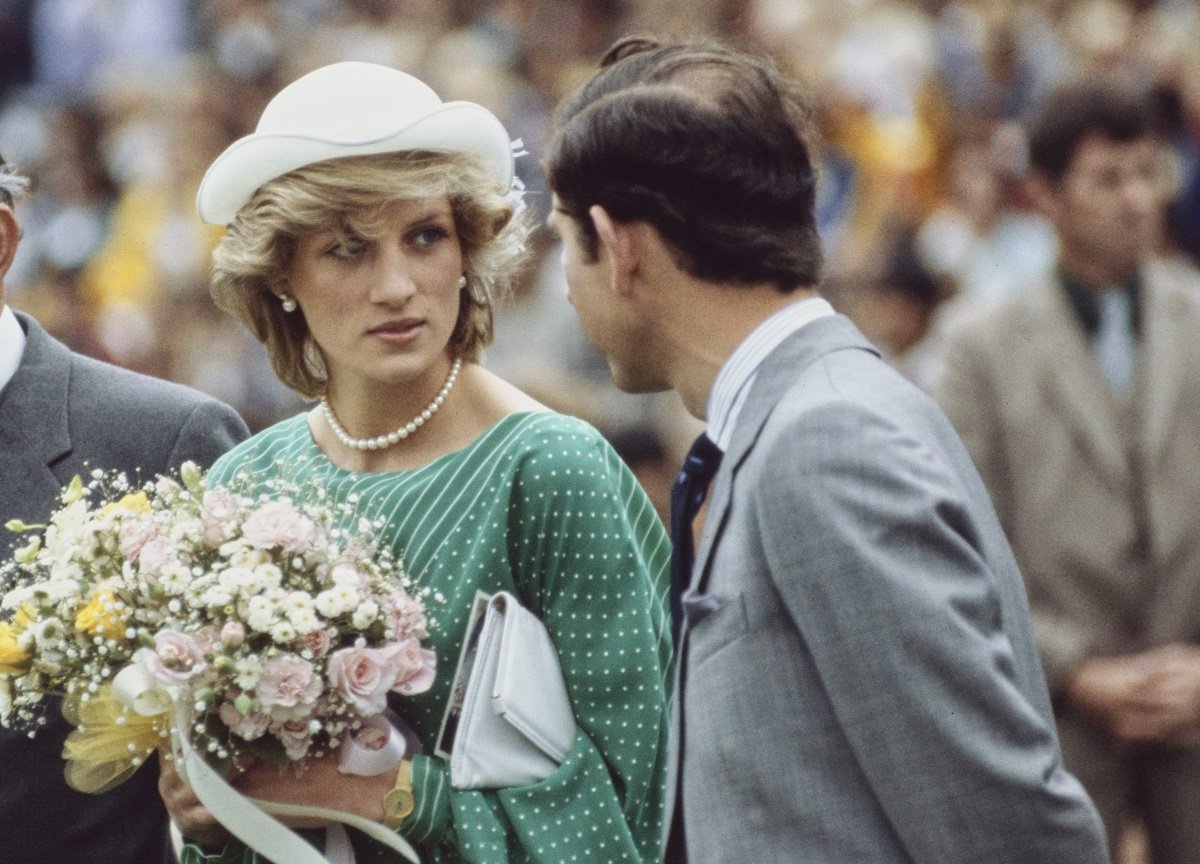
top-left (489, 592), bottom-right (575, 763)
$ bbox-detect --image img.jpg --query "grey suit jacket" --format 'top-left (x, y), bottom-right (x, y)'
top-left (0, 312), bottom-right (249, 864)
top-left (935, 261), bottom-right (1200, 693)
top-left (666, 315), bottom-right (1107, 863)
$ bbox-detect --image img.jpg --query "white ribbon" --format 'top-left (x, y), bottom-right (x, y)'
top-left (338, 713), bottom-right (408, 778)
top-left (112, 649), bottom-right (175, 716)
top-left (111, 658), bottom-right (419, 864)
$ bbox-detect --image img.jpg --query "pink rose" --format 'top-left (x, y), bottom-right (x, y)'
top-left (327, 641), bottom-right (396, 715)
top-left (257, 655), bottom-right (322, 721)
top-left (218, 701), bottom-right (270, 741)
top-left (274, 718), bottom-right (314, 760)
top-left (387, 592), bottom-right (429, 641)
top-left (136, 535), bottom-right (173, 576)
top-left (118, 519), bottom-right (157, 560)
top-left (382, 637), bottom-right (436, 696)
top-left (302, 627), bottom-right (331, 659)
top-left (194, 625), bottom-right (220, 654)
top-left (242, 500), bottom-right (315, 552)
top-left (220, 621), bottom-right (246, 649)
top-left (200, 489), bottom-right (240, 548)
top-left (148, 629), bottom-right (208, 684)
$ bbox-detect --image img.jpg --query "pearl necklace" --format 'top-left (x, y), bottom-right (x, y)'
top-left (320, 358), bottom-right (462, 451)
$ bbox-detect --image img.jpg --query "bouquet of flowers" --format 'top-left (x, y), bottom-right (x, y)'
top-left (0, 462), bottom-right (435, 795)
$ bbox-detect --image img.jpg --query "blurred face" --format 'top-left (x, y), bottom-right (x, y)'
top-left (1044, 134), bottom-right (1163, 284)
top-left (286, 196), bottom-right (464, 392)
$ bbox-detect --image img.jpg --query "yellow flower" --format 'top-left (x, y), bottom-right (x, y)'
top-left (0, 606), bottom-right (35, 674)
top-left (12, 536), bottom-right (41, 564)
top-left (101, 491), bottom-right (150, 518)
top-left (75, 588), bottom-right (129, 638)
top-left (62, 685), bottom-right (166, 794)
top-left (61, 475), bottom-right (85, 505)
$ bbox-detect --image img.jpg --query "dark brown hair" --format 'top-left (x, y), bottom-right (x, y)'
top-left (1027, 74), bottom-right (1158, 183)
top-left (545, 37), bottom-right (822, 291)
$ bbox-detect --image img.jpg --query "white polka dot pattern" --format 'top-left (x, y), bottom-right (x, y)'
top-left (181, 411), bottom-right (672, 864)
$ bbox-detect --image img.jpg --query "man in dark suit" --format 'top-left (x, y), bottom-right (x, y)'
top-left (544, 38), bottom-right (1109, 864)
top-left (0, 157), bottom-right (248, 863)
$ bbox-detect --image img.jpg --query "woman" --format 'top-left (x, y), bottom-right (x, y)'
top-left (161, 62), bottom-right (671, 864)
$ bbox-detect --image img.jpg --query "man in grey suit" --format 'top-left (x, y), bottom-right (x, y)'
top-left (0, 158), bottom-right (248, 863)
top-left (545, 37), bottom-right (1108, 864)
top-left (935, 76), bottom-right (1200, 863)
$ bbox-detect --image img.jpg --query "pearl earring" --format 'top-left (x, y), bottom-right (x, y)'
top-left (457, 274), bottom-right (468, 289)
top-left (280, 294), bottom-right (298, 313)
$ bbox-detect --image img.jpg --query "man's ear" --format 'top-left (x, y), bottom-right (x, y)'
top-left (588, 205), bottom-right (637, 295)
top-left (0, 206), bottom-right (19, 282)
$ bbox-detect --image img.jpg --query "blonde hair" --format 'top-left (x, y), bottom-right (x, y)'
top-left (210, 150), bottom-right (530, 398)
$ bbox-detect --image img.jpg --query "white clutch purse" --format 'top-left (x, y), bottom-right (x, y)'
top-left (435, 591), bottom-right (576, 789)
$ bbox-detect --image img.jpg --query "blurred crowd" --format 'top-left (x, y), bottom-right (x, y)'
top-left (1, 0), bottom-right (1199, 515)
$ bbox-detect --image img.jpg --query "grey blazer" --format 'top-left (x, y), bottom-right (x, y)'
top-left (0, 312), bottom-right (248, 864)
top-left (665, 315), bottom-right (1107, 863)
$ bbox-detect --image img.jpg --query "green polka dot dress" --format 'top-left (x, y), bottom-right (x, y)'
top-left (180, 411), bottom-right (672, 864)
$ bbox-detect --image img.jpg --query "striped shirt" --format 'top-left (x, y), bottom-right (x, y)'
top-left (183, 411), bottom-right (671, 864)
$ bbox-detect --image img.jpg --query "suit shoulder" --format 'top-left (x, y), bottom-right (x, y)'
top-left (65, 353), bottom-right (248, 470)
top-left (68, 352), bottom-right (239, 419)
top-left (938, 284), bottom-right (1045, 345)
top-left (1146, 256), bottom-right (1200, 310)
top-left (760, 348), bottom-right (951, 457)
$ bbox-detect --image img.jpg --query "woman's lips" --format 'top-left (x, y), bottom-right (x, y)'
top-left (369, 319), bottom-right (424, 345)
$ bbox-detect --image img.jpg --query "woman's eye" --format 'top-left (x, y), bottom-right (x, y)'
top-left (413, 226), bottom-right (449, 247)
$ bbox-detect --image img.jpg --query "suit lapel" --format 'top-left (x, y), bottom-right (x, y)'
top-left (689, 315), bottom-right (877, 596)
top-left (0, 314), bottom-right (75, 510)
top-left (1020, 279), bottom-right (1131, 492)
top-left (1138, 263), bottom-right (1192, 468)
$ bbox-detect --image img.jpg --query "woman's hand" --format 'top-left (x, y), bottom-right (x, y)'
top-left (157, 713), bottom-right (418, 845)
top-left (157, 747), bottom-right (234, 851)
top-left (232, 749), bottom-right (397, 827)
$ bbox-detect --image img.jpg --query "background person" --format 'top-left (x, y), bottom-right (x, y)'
top-left (159, 62), bottom-right (672, 864)
top-left (0, 156), bottom-right (248, 864)
top-left (934, 74), bottom-right (1200, 863)
top-left (544, 36), bottom-right (1109, 864)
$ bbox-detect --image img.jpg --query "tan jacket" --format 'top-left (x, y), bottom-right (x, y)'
top-left (934, 259), bottom-right (1200, 694)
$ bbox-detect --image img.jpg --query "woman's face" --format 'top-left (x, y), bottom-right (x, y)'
top-left (285, 195), bottom-right (465, 392)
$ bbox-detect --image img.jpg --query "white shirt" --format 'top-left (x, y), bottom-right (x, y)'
top-left (706, 297), bottom-right (834, 450)
top-left (0, 305), bottom-right (26, 394)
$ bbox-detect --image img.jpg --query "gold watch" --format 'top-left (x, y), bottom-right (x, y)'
top-left (382, 760), bottom-right (415, 828)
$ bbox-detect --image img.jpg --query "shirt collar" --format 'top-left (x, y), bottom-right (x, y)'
top-left (706, 296), bottom-right (834, 450)
top-left (1059, 267), bottom-right (1142, 339)
top-left (0, 305), bottom-right (26, 395)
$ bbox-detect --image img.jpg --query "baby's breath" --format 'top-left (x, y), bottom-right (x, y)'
top-left (0, 462), bottom-right (434, 786)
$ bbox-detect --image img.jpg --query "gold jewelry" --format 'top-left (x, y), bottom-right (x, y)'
top-left (382, 760), bottom-right (415, 828)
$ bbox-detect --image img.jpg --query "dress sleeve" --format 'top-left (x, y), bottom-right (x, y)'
top-left (399, 422), bottom-right (673, 863)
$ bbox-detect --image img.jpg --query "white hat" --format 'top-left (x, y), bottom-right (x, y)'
top-left (196, 61), bottom-right (515, 225)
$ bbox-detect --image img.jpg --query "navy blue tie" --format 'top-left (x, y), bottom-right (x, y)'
top-left (668, 433), bottom-right (723, 644)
